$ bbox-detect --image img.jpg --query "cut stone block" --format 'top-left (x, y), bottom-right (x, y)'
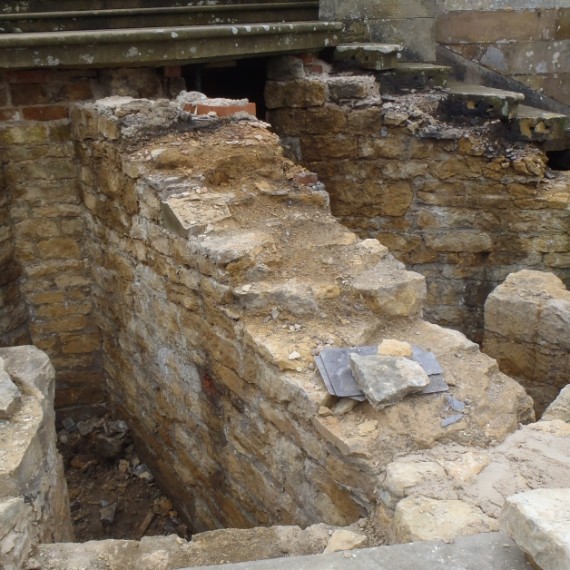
top-left (393, 496), bottom-right (499, 543)
top-left (442, 82), bottom-right (524, 121)
top-left (334, 43), bottom-right (402, 71)
top-left (0, 367), bottom-right (21, 420)
top-left (512, 105), bottom-right (568, 143)
top-left (379, 63), bottom-right (450, 93)
top-left (501, 489), bottom-right (570, 570)
top-left (325, 75), bottom-right (379, 102)
top-left (350, 354), bottom-right (429, 410)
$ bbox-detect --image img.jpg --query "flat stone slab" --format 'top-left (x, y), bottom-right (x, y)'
top-left (188, 532), bottom-right (533, 570)
top-left (442, 82), bottom-right (525, 121)
top-left (502, 489), bottom-right (570, 570)
top-left (334, 43), bottom-right (402, 71)
top-left (350, 354), bottom-right (429, 410)
top-left (379, 63), bottom-right (450, 92)
top-left (512, 105), bottom-right (568, 143)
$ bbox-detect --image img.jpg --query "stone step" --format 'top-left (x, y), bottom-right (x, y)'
top-left (0, 21), bottom-right (343, 68)
top-left (0, 2), bottom-right (318, 33)
top-left (0, 0), bottom-right (308, 13)
top-left (511, 105), bottom-right (569, 148)
top-left (333, 43), bottom-right (403, 71)
top-left (442, 82), bottom-right (525, 121)
top-left (378, 63), bottom-right (451, 93)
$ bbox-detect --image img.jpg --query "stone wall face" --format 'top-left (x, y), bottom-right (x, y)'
top-left (0, 67), bottom-right (178, 417)
top-left (69, 96), bottom-right (532, 535)
top-left (0, 346), bottom-right (73, 570)
top-left (266, 73), bottom-right (570, 342)
top-left (319, 0), bottom-right (436, 61)
top-left (484, 269), bottom-right (570, 416)
top-left (0, 165), bottom-right (29, 347)
top-left (436, 0), bottom-right (570, 106)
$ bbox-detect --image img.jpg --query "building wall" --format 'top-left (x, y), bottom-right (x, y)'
top-left (436, 0), bottom-right (570, 106)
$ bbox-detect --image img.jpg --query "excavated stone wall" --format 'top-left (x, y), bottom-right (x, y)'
top-left (484, 269), bottom-right (570, 416)
top-left (68, 95), bottom-right (532, 536)
top-left (266, 71), bottom-right (570, 342)
top-left (436, 1), bottom-right (570, 107)
top-left (0, 67), bottom-right (182, 417)
top-left (0, 166), bottom-right (28, 347)
top-left (0, 346), bottom-right (73, 570)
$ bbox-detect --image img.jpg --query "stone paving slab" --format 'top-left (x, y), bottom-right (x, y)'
top-left (188, 533), bottom-right (533, 570)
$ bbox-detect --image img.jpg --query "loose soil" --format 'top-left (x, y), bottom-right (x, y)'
top-left (58, 415), bottom-right (190, 542)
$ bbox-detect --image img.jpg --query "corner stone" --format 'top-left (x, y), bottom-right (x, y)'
top-left (501, 489), bottom-right (570, 570)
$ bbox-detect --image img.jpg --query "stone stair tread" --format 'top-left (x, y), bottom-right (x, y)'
top-left (516, 104), bottom-right (568, 120)
top-left (447, 82), bottom-right (525, 101)
top-left (334, 43), bottom-right (403, 72)
top-left (379, 63), bottom-right (451, 93)
top-left (335, 43), bottom-right (403, 55)
top-left (0, 2), bottom-right (319, 33)
top-left (395, 62), bottom-right (450, 71)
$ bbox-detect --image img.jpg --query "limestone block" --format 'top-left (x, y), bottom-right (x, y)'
top-left (425, 231), bottom-right (492, 253)
top-left (264, 79), bottom-right (327, 109)
top-left (323, 529), bottom-right (367, 554)
top-left (378, 339), bottom-right (412, 358)
top-left (393, 496), bottom-right (499, 543)
top-left (542, 385), bottom-right (570, 422)
top-left (350, 354), bottom-right (429, 410)
top-left (325, 75), bottom-right (379, 102)
top-left (0, 497), bottom-right (33, 570)
top-left (350, 261), bottom-right (426, 316)
top-left (501, 489), bottom-right (570, 570)
top-left (267, 56), bottom-right (305, 81)
top-left (334, 43), bottom-right (402, 71)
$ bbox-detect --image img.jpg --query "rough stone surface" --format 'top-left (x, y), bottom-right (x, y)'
top-left (542, 385), bottom-right (570, 423)
top-left (0, 357), bottom-right (21, 419)
top-left (484, 270), bottom-right (570, 415)
top-left (378, 339), bottom-right (413, 358)
top-left (350, 354), bottom-right (429, 410)
top-left (323, 529), bottom-right (367, 554)
top-left (501, 489), bottom-right (570, 570)
top-left (0, 346), bottom-right (73, 570)
top-left (393, 496), bottom-right (498, 543)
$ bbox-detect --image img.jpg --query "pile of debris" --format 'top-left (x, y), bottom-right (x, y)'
top-left (58, 415), bottom-right (188, 541)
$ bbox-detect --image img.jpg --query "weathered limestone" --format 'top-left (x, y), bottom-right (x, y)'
top-left (502, 489), bottom-right (570, 570)
top-left (267, 64), bottom-right (570, 342)
top-left (380, 419), bottom-right (570, 544)
top-left (0, 357), bottom-right (21, 418)
top-left (484, 270), bottom-right (570, 415)
top-left (0, 346), bottom-right (73, 570)
top-left (334, 43), bottom-right (402, 71)
top-left (542, 385), bottom-right (570, 423)
top-left (350, 354), bottom-right (429, 410)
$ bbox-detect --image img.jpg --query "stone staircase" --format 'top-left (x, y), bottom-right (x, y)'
top-left (0, 0), bottom-right (342, 68)
top-left (332, 42), bottom-right (570, 156)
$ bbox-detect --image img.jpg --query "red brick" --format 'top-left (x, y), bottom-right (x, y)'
top-left (163, 66), bottom-right (182, 78)
top-left (65, 81), bottom-right (93, 101)
top-left (11, 84), bottom-right (49, 106)
top-left (189, 101), bottom-right (256, 117)
top-left (0, 108), bottom-right (20, 121)
top-left (22, 105), bottom-right (69, 121)
top-left (7, 70), bottom-right (51, 84)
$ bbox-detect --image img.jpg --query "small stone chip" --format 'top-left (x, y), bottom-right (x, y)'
top-left (378, 339), bottom-right (413, 358)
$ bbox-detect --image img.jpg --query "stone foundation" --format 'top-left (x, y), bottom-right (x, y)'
top-left (266, 67), bottom-right (570, 342)
top-left (484, 269), bottom-right (570, 416)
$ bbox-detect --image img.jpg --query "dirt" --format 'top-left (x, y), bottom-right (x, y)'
top-left (58, 415), bottom-right (190, 542)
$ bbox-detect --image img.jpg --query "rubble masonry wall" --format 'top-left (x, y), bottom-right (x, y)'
top-left (266, 73), bottom-right (570, 342)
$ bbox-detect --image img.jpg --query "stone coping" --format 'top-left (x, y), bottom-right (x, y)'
top-left (0, 21), bottom-right (343, 68)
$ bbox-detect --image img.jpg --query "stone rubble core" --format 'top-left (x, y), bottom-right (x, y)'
top-left (0, 346), bottom-right (73, 570)
top-left (68, 94), bottom-right (533, 539)
top-left (484, 269), bottom-right (570, 416)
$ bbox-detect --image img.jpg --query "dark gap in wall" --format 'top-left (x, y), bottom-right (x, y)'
top-left (547, 149), bottom-right (570, 171)
top-left (182, 57), bottom-right (269, 118)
